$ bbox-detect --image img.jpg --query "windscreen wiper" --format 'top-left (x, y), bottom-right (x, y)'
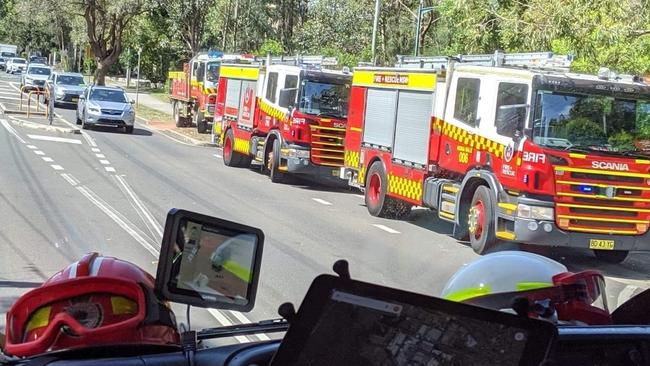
top-left (563, 145), bottom-right (648, 159)
top-left (197, 318), bottom-right (289, 340)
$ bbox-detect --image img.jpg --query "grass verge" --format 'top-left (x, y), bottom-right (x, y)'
top-left (135, 103), bottom-right (172, 122)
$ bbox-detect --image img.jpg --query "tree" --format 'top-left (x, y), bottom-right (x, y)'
top-left (75, 0), bottom-right (151, 85)
top-left (163, 0), bottom-right (217, 57)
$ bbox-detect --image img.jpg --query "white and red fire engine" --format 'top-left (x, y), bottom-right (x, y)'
top-left (213, 56), bottom-right (352, 183)
top-left (343, 51), bottom-right (650, 263)
top-left (168, 51), bottom-right (250, 133)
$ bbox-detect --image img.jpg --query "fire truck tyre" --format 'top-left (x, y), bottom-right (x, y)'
top-left (223, 129), bottom-right (243, 167)
top-left (269, 139), bottom-right (286, 183)
top-left (194, 111), bottom-right (206, 133)
top-left (173, 101), bottom-right (189, 127)
top-left (364, 162), bottom-right (411, 219)
top-left (593, 249), bottom-right (628, 264)
top-left (468, 186), bottom-right (499, 255)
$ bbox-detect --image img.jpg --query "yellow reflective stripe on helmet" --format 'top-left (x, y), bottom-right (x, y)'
top-left (222, 260), bottom-right (252, 283)
top-left (25, 306), bottom-right (51, 333)
top-left (111, 296), bottom-right (138, 315)
top-left (516, 282), bottom-right (553, 291)
top-left (444, 286), bottom-right (492, 302)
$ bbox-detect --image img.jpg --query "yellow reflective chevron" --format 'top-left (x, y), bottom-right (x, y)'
top-left (258, 99), bottom-right (288, 122)
top-left (344, 150), bottom-right (360, 169)
top-left (434, 118), bottom-right (505, 158)
top-left (234, 138), bottom-right (249, 154)
top-left (388, 174), bottom-right (422, 201)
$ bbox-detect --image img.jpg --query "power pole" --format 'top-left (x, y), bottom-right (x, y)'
top-left (136, 47), bottom-right (142, 107)
top-left (414, 0), bottom-right (435, 56)
top-left (371, 0), bottom-right (381, 65)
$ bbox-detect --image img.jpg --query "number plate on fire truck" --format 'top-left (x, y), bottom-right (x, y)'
top-left (589, 239), bottom-right (615, 250)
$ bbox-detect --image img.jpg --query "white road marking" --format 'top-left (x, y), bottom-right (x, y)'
top-left (0, 96), bottom-right (23, 101)
top-left (76, 185), bottom-right (159, 257)
top-left (27, 145), bottom-right (37, 149)
top-left (99, 159), bottom-right (110, 165)
top-left (0, 118), bottom-right (26, 143)
top-left (373, 224), bottom-right (401, 234)
top-left (34, 150), bottom-right (45, 155)
top-left (114, 175), bottom-right (163, 238)
top-left (91, 148), bottom-right (101, 153)
top-left (354, 194), bottom-right (365, 199)
top-left (50, 164), bottom-right (64, 171)
top-left (104, 167), bottom-right (116, 172)
top-left (60, 173), bottom-right (78, 186)
top-left (27, 134), bottom-right (82, 145)
top-left (312, 198), bottom-right (333, 206)
top-left (617, 285), bottom-right (639, 308)
top-left (81, 131), bottom-right (97, 147)
top-left (95, 153), bottom-right (105, 158)
top-left (213, 153), bottom-right (222, 158)
top-left (206, 309), bottom-right (250, 343)
top-left (41, 157), bottom-right (53, 162)
top-left (228, 310), bottom-right (271, 341)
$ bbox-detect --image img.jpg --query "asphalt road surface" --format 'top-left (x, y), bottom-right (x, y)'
top-left (1, 71), bottom-right (650, 343)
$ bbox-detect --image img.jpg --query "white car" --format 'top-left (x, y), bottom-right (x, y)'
top-left (21, 64), bottom-right (51, 91)
top-left (6, 57), bottom-right (27, 74)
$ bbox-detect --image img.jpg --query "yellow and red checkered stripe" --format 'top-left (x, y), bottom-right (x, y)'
top-left (258, 99), bottom-right (288, 122)
top-left (234, 137), bottom-right (249, 154)
top-left (433, 118), bottom-right (505, 158)
top-left (344, 150), bottom-right (360, 169)
top-left (388, 174), bottom-right (422, 201)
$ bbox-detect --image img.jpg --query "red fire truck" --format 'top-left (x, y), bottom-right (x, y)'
top-left (342, 51), bottom-right (650, 263)
top-left (213, 56), bottom-right (352, 183)
top-left (168, 51), bottom-right (249, 133)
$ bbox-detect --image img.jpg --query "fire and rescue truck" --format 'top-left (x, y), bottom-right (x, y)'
top-left (213, 56), bottom-right (352, 183)
top-left (168, 51), bottom-right (249, 133)
top-left (342, 51), bottom-right (650, 263)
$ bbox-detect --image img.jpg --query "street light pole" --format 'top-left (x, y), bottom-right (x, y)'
top-left (136, 47), bottom-right (142, 107)
top-left (414, 0), bottom-right (436, 57)
top-left (371, 0), bottom-right (381, 65)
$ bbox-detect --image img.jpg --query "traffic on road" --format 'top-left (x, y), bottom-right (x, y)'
top-left (1, 1), bottom-right (650, 364)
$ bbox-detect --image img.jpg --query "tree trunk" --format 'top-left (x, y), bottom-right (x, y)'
top-left (94, 60), bottom-right (109, 86)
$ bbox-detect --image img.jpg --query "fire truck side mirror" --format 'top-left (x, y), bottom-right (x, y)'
top-left (496, 104), bottom-right (528, 140)
top-left (279, 88), bottom-right (298, 109)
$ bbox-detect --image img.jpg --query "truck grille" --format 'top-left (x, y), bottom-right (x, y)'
top-left (554, 166), bottom-right (650, 235)
top-left (310, 125), bottom-right (346, 167)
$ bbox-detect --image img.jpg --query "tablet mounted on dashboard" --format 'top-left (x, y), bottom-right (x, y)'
top-left (270, 274), bottom-right (557, 366)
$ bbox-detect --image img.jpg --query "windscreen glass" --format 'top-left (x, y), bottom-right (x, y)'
top-left (206, 62), bottom-right (220, 82)
top-left (28, 67), bottom-right (50, 76)
top-left (298, 80), bottom-right (350, 118)
top-left (89, 89), bottom-right (128, 103)
top-left (58, 75), bottom-right (85, 85)
top-left (292, 290), bottom-right (528, 365)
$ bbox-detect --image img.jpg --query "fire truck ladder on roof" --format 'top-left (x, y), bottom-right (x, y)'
top-left (396, 51), bottom-right (573, 71)
top-left (255, 55), bottom-right (338, 68)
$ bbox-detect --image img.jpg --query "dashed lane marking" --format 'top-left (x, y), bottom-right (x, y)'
top-left (373, 224), bottom-right (401, 234)
top-left (95, 153), bottom-right (105, 158)
top-left (213, 153), bottom-right (222, 158)
top-left (91, 148), bottom-right (101, 153)
top-left (99, 159), bottom-right (110, 165)
top-left (34, 150), bottom-right (45, 156)
top-left (104, 167), bottom-right (116, 172)
top-left (27, 134), bottom-right (82, 145)
top-left (206, 309), bottom-right (250, 344)
top-left (312, 198), bottom-right (333, 206)
top-left (50, 164), bottom-right (64, 171)
top-left (41, 157), bottom-right (53, 162)
top-left (27, 145), bottom-right (37, 149)
top-left (354, 194), bottom-right (365, 199)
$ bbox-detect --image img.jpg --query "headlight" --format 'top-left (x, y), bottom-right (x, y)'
top-left (88, 107), bottom-right (101, 114)
top-left (517, 204), bottom-right (554, 220)
top-left (55, 89), bottom-right (65, 97)
top-left (287, 148), bottom-right (310, 159)
top-left (124, 109), bottom-right (134, 115)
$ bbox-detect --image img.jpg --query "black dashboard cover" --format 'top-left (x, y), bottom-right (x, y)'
top-left (270, 274), bottom-right (557, 366)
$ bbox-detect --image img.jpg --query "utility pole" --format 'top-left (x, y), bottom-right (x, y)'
top-left (126, 48), bottom-right (131, 88)
top-left (371, 0), bottom-right (381, 65)
top-left (136, 47), bottom-right (142, 107)
top-left (414, 0), bottom-right (436, 56)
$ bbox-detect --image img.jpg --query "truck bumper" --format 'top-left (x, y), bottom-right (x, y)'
top-left (281, 144), bottom-right (345, 185)
top-left (509, 197), bottom-right (649, 251)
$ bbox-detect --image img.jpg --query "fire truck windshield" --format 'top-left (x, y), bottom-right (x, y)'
top-left (206, 62), bottom-right (220, 82)
top-left (532, 91), bottom-right (650, 154)
top-left (298, 80), bottom-right (350, 118)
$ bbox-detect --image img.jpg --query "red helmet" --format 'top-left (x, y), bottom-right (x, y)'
top-left (4, 253), bottom-right (180, 357)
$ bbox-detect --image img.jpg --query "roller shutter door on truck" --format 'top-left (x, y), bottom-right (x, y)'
top-left (225, 79), bottom-right (243, 118)
top-left (237, 80), bottom-right (257, 128)
top-left (392, 91), bottom-right (434, 165)
top-left (363, 89), bottom-right (398, 149)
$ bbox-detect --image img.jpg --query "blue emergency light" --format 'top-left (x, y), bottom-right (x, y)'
top-left (579, 185), bottom-right (594, 193)
top-left (208, 50), bottom-right (224, 58)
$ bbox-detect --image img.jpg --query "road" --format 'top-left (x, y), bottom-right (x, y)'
top-left (1, 71), bottom-right (650, 342)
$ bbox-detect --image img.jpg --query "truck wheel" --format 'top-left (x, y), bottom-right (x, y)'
top-left (268, 139), bottom-right (286, 183)
top-left (594, 250), bottom-right (628, 264)
top-left (468, 186), bottom-right (499, 254)
top-left (173, 101), bottom-right (190, 127)
top-left (365, 161), bottom-right (412, 219)
top-left (223, 129), bottom-right (244, 167)
top-left (194, 110), bottom-right (206, 132)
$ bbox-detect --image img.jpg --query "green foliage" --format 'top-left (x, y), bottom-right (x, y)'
top-left (609, 131), bottom-right (636, 151)
top-left (255, 39), bottom-right (285, 56)
top-left (561, 118), bottom-right (607, 145)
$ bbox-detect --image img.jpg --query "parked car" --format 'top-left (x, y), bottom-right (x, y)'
top-left (44, 72), bottom-right (86, 107)
top-left (0, 57), bottom-right (6, 71)
top-left (76, 85), bottom-right (135, 134)
top-left (6, 57), bottom-right (27, 74)
top-left (28, 55), bottom-right (47, 65)
top-left (20, 64), bottom-right (51, 91)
